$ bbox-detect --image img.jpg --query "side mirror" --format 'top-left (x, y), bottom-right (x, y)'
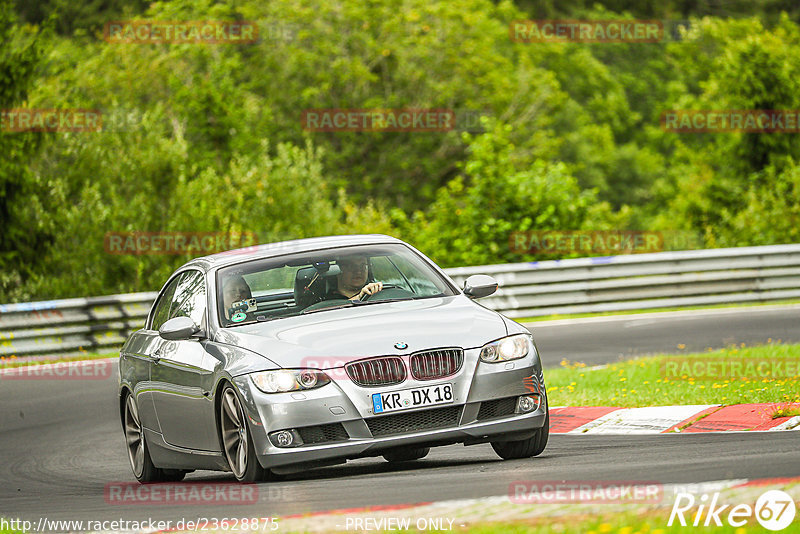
top-left (463, 274), bottom-right (499, 299)
top-left (159, 316), bottom-right (201, 340)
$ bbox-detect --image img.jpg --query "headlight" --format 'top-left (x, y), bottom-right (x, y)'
top-left (480, 334), bottom-right (532, 363)
top-left (250, 369), bottom-right (331, 393)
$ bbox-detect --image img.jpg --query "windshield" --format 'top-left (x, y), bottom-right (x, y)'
top-left (216, 243), bottom-right (456, 327)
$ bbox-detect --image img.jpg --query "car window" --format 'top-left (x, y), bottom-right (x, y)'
top-left (244, 266), bottom-right (295, 297)
top-left (168, 270), bottom-right (207, 328)
top-left (216, 243), bottom-right (456, 327)
top-left (150, 276), bottom-right (180, 330)
top-left (369, 256), bottom-right (407, 287)
top-left (389, 254), bottom-right (445, 294)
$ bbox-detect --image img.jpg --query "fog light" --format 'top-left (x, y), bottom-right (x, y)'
top-left (517, 395), bottom-right (540, 413)
top-left (270, 430), bottom-right (295, 447)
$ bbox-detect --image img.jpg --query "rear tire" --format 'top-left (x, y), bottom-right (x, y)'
top-left (123, 394), bottom-right (185, 483)
top-left (382, 447), bottom-right (430, 463)
top-left (491, 408), bottom-right (549, 460)
top-left (219, 384), bottom-right (272, 482)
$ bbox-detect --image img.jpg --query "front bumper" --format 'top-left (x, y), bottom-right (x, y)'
top-left (231, 347), bottom-right (547, 469)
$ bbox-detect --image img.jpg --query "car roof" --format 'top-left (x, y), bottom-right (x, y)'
top-left (183, 234), bottom-right (405, 272)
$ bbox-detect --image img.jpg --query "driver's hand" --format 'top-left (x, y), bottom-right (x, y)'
top-left (354, 282), bottom-right (383, 300)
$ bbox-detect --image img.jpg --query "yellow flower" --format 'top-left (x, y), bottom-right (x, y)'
top-left (598, 523), bottom-right (612, 533)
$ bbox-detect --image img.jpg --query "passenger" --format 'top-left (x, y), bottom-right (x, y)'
top-left (222, 275), bottom-right (252, 319)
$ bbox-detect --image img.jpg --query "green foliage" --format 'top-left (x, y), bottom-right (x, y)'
top-left (3, 0), bottom-right (800, 301)
top-left (716, 162), bottom-right (800, 247)
top-left (14, 0), bottom-right (148, 36)
top-left (396, 122), bottom-right (618, 267)
top-left (651, 16), bottom-right (800, 244)
top-left (0, 0), bottom-right (49, 301)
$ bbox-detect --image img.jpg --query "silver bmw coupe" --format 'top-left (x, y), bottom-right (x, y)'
top-left (118, 234), bottom-right (549, 482)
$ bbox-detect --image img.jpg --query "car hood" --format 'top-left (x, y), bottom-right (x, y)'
top-left (214, 295), bottom-right (507, 369)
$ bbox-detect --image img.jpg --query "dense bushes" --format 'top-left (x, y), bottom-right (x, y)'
top-left (1, 0), bottom-right (799, 301)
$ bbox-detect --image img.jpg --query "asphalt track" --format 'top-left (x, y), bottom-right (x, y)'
top-left (1, 306), bottom-right (798, 527)
top-left (530, 304), bottom-right (800, 367)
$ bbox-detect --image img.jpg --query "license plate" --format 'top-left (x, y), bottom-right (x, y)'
top-left (372, 383), bottom-right (453, 414)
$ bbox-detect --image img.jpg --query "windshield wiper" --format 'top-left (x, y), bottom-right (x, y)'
top-left (224, 315), bottom-right (283, 327)
top-left (351, 297), bottom-right (424, 306)
top-left (301, 302), bottom-right (356, 314)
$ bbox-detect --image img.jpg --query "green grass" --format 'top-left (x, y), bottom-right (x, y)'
top-left (0, 351), bottom-right (117, 369)
top-left (518, 299), bottom-right (800, 323)
top-left (546, 343), bottom-right (800, 408)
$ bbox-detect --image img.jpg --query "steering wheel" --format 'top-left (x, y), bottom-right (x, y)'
top-left (359, 284), bottom-right (412, 301)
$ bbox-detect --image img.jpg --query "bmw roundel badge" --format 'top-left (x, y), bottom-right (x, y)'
top-left (394, 342), bottom-right (408, 350)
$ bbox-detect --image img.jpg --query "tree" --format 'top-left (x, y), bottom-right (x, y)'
top-left (396, 121), bottom-right (619, 267)
top-left (0, 0), bottom-right (49, 301)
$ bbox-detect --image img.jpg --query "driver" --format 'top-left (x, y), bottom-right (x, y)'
top-left (328, 255), bottom-right (382, 301)
top-left (222, 275), bottom-right (252, 319)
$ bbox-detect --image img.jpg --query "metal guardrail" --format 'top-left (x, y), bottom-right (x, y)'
top-left (445, 244), bottom-right (800, 318)
top-left (0, 293), bottom-right (157, 360)
top-left (2, 244), bottom-right (800, 360)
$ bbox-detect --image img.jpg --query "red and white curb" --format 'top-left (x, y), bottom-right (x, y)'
top-left (550, 404), bottom-right (800, 434)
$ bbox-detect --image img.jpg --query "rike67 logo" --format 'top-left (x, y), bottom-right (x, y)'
top-left (669, 490), bottom-right (796, 531)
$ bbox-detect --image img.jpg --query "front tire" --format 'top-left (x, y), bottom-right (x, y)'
top-left (219, 384), bottom-right (271, 482)
top-left (382, 447), bottom-right (430, 463)
top-left (491, 408), bottom-right (549, 460)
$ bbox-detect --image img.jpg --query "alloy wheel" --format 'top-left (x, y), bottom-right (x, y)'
top-left (124, 395), bottom-right (144, 478)
top-left (220, 387), bottom-right (248, 479)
